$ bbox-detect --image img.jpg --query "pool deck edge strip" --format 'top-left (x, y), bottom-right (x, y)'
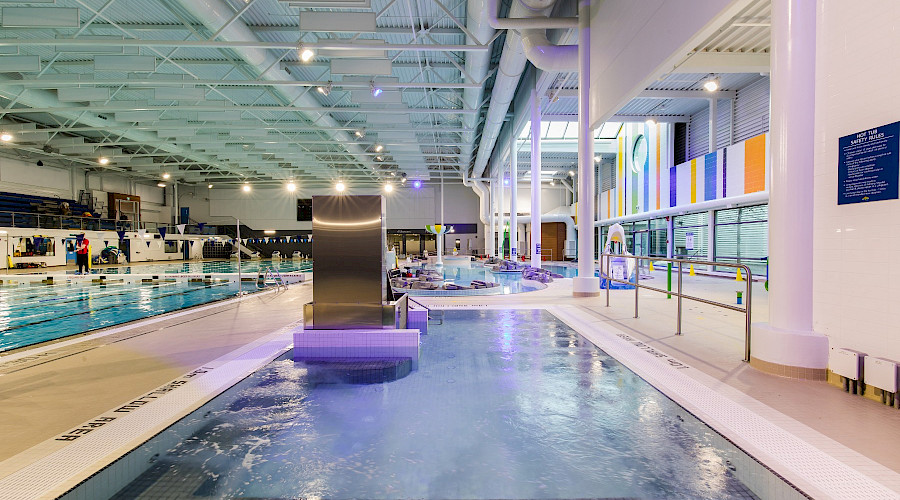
top-left (0, 319), bottom-right (301, 500)
top-left (548, 305), bottom-right (900, 500)
top-left (0, 285), bottom-right (288, 366)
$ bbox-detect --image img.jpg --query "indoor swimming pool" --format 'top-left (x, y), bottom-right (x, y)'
top-left (0, 280), bottom-right (260, 352)
top-left (104, 309), bottom-right (794, 500)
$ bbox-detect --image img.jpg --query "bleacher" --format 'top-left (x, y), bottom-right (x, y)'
top-left (0, 191), bottom-right (97, 229)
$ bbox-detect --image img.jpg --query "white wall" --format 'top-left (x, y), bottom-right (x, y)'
top-left (589, 0), bottom-right (749, 127)
top-left (0, 157), bottom-right (72, 198)
top-left (812, 0), bottom-right (900, 361)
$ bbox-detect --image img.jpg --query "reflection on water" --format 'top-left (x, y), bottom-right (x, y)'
top-left (111, 310), bottom-right (760, 500)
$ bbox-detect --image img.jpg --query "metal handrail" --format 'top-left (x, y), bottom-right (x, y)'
top-left (256, 266), bottom-right (286, 291)
top-left (600, 253), bottom-right (753, 362)
top-left (0, 209), bottom-right (217, 234)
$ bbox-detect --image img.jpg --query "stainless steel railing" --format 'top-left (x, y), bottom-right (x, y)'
top-left (600, 253), bottom-right (753, 362)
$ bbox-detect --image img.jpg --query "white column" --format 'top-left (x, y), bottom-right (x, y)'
top-left (531, 88), bottom-right (542, 268)
top-left (708, 97), bottom-right (718, 153)
top-left (488, 181), bottom-right (495, 258)
top-left (707, 209), bottom-right (715, 271)
top-left (751, 0), bottom-right (828, 374)
top-left (666, 216), bottom-right (674, 258)
top-left (436, 173), bottom-right (444, 268)
top-left (497, 160), bottom-right (504, 258)
top-left (509, 126), bottom-right (518, 260)
top-left (573, 0), bottom-right (599, 296)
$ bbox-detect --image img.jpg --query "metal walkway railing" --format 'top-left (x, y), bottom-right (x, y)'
top-left (256, 266), bottom-right (287, 291)
top-left (600, 253), bottom-right (753, 362)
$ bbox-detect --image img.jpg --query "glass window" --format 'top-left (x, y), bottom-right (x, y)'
top-left (715, 204), bottom-right (768, 276)
top-left (164, 240), bottom-right (179, 254)
top-left (673, 212), bottom-right (708, 261)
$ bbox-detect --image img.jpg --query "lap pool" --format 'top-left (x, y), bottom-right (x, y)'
top-left (103, 309), bottom-right (800, 499)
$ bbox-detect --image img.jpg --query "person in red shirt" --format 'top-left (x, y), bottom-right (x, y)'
top-left (75, 233), bottom-right (90, 274)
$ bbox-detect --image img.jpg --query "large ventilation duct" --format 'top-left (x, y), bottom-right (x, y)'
top-left (173, 0), bottom-right (371, 172)
top-left (462, 0), bottom-right (497, 170)
top-left (472, 0), bottom-right (567, 180)
top-left (521, 27), bottom-right (577, 72)
top-left (514, 212), bottom-right (575, 250)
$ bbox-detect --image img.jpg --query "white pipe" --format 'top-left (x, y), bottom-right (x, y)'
top-left (473, 0), bottom-right (558, 179)
top-left (174, 0), bottom-right (373, 171)
top-left (462, 0), bottom-right (497, 168)
top-left (531, 88), bottom-right (542, 268)
top-left (709, 98), bottom-right (718, 152)
top-left (521, 28), bottom-right (577, 72)
top-left (509, 127), bottom-right (518, 259)
top-left (573, 0), bottom-right (598, 297)
top-left (595, 191), bottom-right (770, 226)
top-left (485, 0), bottom-right (577, 29)
top-left (497, 162), bottom-right (505, 257)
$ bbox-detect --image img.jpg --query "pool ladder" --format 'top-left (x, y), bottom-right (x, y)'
top-left (256, 267), bottom-right (287, 291)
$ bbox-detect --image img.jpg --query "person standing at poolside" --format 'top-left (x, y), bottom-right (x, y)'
top-left (75, 233), bottom-right (90, 274)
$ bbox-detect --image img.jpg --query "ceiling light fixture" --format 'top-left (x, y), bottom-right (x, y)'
top-left (412, 180), bottom-right (422, 189)
top-left (157, 182), bottom-right (166, 187)
top-left (370, 83), bottom-right (383, 97)
top-left (375, 155), bottom-right (383, 162)
top-left (384, 183), bottom-right (393, 193)
top-left (243, 184), bottom-right (251, 192)
top-left (374, 144), bottom-right (384, 153)
top-left (299, 45), bottom-right (315, 62)
top-left (286, 182), bottom-right (296, 192)
top-left (208, 184), bottom-right (213, 189)
top-left (703, 75), bottom-right (719, 92)
top-left (354, 129), bottom-right (366, 138)
top-left (568, 170), bottom-right (575, 177)
top-left (0, 132), bottom-right (12, 142)
top-left (335, 181), bottom-right (346, 192)
top-left (98, 157), bottom-right (109, 165)
top-left (316, 81), bottom-right (332, 96)
top-left (550, 179), bottom-right (555, 186)
top-left (162, 172), bottom-right (171, 179)
top-left (645, 118), bottom-right (657, 126)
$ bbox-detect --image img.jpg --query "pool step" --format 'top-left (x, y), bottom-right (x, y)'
top-left (301, 357), bottom-right (412, 385)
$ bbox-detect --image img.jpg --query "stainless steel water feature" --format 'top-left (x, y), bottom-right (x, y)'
top-left (303, 195), bottom-right (389, 329)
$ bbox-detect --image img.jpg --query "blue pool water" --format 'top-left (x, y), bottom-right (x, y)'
top-left (0, 280), bottom-right (259, 353)
top-left (110, 310), bottom-right (764, 499)
top-left (439, 264), bottom-right (544, 294)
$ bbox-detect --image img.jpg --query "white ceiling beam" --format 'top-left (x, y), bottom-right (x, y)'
top-left (638, 89), bottom-right (736, 99)
top-left (6, 78), bottom-right (480, 89)
top-left (0, 38), bottom-right (490, 52)
top-left (671, 51), bottom-right (770, 74)
top-left (7, 105), bottom-right (476, 115)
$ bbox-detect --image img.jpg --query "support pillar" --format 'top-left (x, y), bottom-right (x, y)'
top-left (572, 0), bottom-right (599, 297)
top-left (750, 0), bottom-right (828, 379)
top-left (509, 126), bottom-right (518, 260)
top-left (531, 88), bottom-right (542, 268)
top-left (488, 181), bottom-right (495, 258)
top-left (708, 97), bottom-right (718, 153)
top-left (497, 161), bottom-right (504, 258)
top-left (707, 209), bottom-right (715, 271)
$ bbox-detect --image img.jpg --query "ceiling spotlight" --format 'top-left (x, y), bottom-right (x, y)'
top-left (243, 184), bottom-right (251, 192)
top-left (703, 75), bottom-right (719, 92)
top-left (286, 182), bottom-right (296, 192)
top-left (503, 178), bottom-right (510, 186)
top-left (390, 171), bottom-right (396, 176)
top-left (299, 45), bottom-right (315, 62)
top-left (412, 180), bottom-right (422, 189)
top-left (208, 184), bottom-right (213, 189)
top-left (568, 170), bottom-right (575, 177)
top-left (550, 179), bottom-right (555, 186)
top-left (316, 81), bottom-right (332, 96)
top-left (370, 83), bottom-right (383, 97)
top-left (384, 183), bottom-right (393, 193)
top-left (335, 181), bottom-right (346, 192)
top-left (401, 177), bottom-right (407, 184)
top-left (162, 172), bottom-right (171, 179)
top-left (354, 129), bottom-right (366, 138)
top-left (594, 156), bottom-right (601, 162)
top-left (157, 182), bottom-right (166, 188)
top-left (0, 132), bottom-right (12, 142)
top-left (375, 155), bottom-right (383, 162)
top-left (98, 157), bottom-right (109, 165)
top-left (645, 118), bottom-right (657, 126)
top-left (374, 144), bottom-right (384, 153)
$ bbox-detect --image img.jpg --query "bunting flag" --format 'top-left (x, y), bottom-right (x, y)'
top-left (103, 241), bottom-right (109, 248)
top-left (158, 227), bottom-right (167, 239)
top-left (146, 239), bottom-right (152, 248)
top-left (243, 238), bottom-right (249, 245)
top-left (176, 224), bottom-right (186, 235)
top-left (117, 230), bottom-right (126, 240)
top-left (137, 228), bottom-right (147, 240)
top-left (190, 240), bottom-right (195, 247)
top-left (264, 237), bottom-right (269, 243)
